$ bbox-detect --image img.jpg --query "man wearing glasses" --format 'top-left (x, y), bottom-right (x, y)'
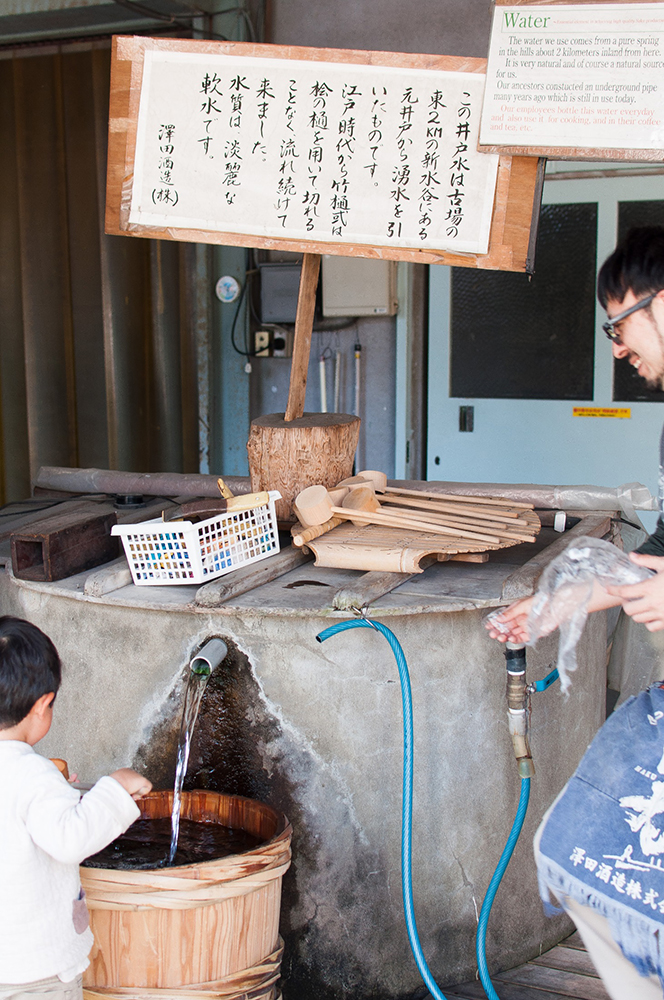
top-left (488, 227), bottom-right (664, 1000)
top-left (491, 226), bottom-right (664, 639)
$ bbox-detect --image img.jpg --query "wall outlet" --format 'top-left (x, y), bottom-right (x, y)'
top-left (254, 330), bottom-right (271, 357)
top-left (272, 329), bottom-right (293, 358)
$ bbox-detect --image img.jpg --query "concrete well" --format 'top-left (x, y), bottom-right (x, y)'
top-left (0, 550), bottom-right (607, 1000)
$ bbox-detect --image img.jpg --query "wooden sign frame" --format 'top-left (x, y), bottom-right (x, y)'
top-left (479, 0), bottom-right (664, 161)
top-left (106, 36), bottom-right (544, 272)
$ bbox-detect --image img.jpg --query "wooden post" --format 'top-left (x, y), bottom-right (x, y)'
top-left (247, 251), bottom-right (359, 522)
top-left (284, 253), bottom-right (321, 422)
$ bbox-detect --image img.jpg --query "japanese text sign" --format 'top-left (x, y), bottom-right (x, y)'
top-left (130, 50), bottom-right (499, 254)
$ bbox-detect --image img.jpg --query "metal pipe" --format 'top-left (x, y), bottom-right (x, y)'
top-left (33, 467), bottom-right (251, 499)
top-left (504, 643), bottom-right (535, 779)
top-left (190, 637), bottom-right (228, 676)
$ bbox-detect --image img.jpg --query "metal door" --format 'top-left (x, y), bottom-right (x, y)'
top-left (427, 174), bottom-right (664, 509)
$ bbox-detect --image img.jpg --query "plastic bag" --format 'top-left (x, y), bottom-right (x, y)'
top-left (486, 537), bottom-right (654, 693)
top-left (526, 537), bottom-right (653, 693)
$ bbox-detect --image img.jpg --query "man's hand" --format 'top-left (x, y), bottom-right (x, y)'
top-left (110, 768), bottom-right (153, 800)
top-left (606, 552), bottom-right (664, 631)
top-left (485, 597), bottom-right (535, 643)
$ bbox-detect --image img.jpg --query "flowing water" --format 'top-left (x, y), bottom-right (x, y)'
top-left (168, 666), bottom-right (211, 863)
top-left (83, 656), bottom-right (250, 871)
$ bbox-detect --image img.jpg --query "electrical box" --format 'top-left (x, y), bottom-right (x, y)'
top-left (322, 256), bottom-right (398, 317)
top-left (259, 262), bottom-right (302, 323)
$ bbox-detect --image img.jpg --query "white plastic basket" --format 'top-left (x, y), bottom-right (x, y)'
top-left (111, 491), bottom-right (281, 586)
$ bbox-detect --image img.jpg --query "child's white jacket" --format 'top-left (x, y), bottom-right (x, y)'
top-left (0, 741), bottom-right (140, 984)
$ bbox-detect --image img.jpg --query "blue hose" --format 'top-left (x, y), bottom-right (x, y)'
top-left (317, 617), bottom-right (531, 1000)
top-left (476, 776), bottom-right (530, 999)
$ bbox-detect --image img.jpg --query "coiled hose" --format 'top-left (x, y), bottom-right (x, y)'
top-left (317, 617), bottom-right (531, 1000)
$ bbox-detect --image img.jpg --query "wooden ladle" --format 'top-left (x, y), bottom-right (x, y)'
top-left (294, 485), bottom-right (501, 543)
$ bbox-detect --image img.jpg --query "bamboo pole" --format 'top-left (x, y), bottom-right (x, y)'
top-left (380, 494), bottom-right (530, 525)
top-left (327, 506), bottom-right (502, 543)
top-left (383, 486), bottom-right (535, 509)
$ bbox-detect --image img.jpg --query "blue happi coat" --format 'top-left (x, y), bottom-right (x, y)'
top-left (536, 683), bottom-right (664, 986)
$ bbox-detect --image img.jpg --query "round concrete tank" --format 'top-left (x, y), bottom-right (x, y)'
top-left (0, 551), bottom-right (607, 999)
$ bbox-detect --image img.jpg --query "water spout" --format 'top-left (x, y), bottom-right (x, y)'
top-left (169, 638), bottom-right (228, 864)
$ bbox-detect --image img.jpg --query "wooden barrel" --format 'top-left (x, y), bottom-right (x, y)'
top-left (80, 790), bottom-right (291, 1000)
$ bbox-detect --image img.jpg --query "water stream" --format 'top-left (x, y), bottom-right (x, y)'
top-left (168, 664), bottom-right (211, 864)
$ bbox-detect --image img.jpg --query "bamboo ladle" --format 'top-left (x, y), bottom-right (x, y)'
top-left (346, 471), bottom-right (534, 527)
top-left (342, 486), bottom-right (536, 543)
top-left (294, 485), bottom-right (502, 544)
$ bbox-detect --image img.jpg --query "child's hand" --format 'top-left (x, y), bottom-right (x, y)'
top-left (110, 768), bottom-right (153, 800)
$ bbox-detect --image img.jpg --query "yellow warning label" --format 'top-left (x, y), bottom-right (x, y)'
top-left (573, 407), bottom-right (631, 419)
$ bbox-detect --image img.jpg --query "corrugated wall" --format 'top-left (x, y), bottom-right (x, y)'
top-left (0, 41), bottom-right (201, 504)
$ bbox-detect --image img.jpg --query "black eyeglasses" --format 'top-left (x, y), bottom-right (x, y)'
top-left (603, 291), bottom-right (660, 343)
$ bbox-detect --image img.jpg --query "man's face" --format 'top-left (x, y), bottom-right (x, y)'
top-left (606, 289), bottom-right (664, 389)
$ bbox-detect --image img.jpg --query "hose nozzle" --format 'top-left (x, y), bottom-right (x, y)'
top-left (504, 643), bottom-right (535, 778)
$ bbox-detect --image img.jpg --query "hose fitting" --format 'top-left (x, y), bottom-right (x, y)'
top-left (504, 643), bottom-right (535, 778)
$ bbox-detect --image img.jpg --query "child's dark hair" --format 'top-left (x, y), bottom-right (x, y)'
top-left (0, 617), bottom-right (61, 728)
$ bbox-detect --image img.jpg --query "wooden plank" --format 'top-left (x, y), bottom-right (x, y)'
top-left (447, 981), bottom-right (584, 1000)
top-left (330, 562), bottom-right (436, 610)
top-left (11, 508), bottom-right (118, 582)
top-left (84, 556), bottom-right (131, 597)
top-left (563, 932), bottom-right (586, 951)
top-left (531, 946), bottom-right (598, 978)
top-left (194, 546), bottom-right (312, 606)
top-left (500, 513), bottom-right (612, 601)
top-left (497, 963), bottom-right (610, 999)
top-left (284, 253), bottom-right (321, 422)
top-left (0, 498), bottom-right (111, 543)
top-left (106, 37), bottom-right (542, 273)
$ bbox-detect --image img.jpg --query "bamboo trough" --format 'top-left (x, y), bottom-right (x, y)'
top-left (81, 790), bottom-right (291, 1000)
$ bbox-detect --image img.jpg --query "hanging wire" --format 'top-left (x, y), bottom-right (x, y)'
top-left (227, 247), bottom-right (263, 358)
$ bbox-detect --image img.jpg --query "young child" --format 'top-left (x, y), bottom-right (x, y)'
top-left (0, 616), bottom-right (152, 999)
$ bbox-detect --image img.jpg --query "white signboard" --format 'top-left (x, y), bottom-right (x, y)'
top-left (480, 2), bottom-right (664, 151)
top-left (129, 51), bottom-right (499, 255)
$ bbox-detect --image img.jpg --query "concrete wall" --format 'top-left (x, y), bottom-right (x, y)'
top-left (0, 569), bottom-right (607, 999)
top-left (250, 315), bottom-right (396, 477)
top-left (269, 0), bottom-right (493, 58)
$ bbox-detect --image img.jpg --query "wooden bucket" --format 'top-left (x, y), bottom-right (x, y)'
top-left (80, 790), bottom-right (292, 1000)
